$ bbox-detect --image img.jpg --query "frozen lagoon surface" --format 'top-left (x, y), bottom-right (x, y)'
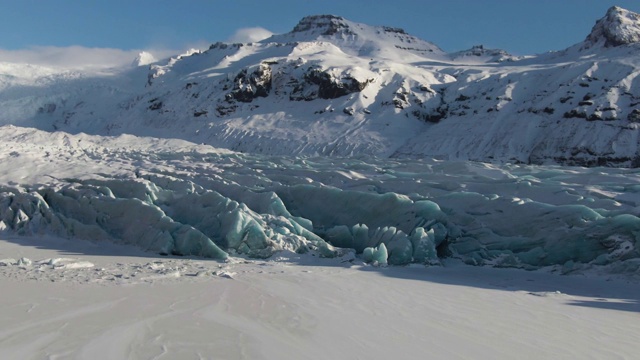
top-left (0, 126), bottom-right (638, 359)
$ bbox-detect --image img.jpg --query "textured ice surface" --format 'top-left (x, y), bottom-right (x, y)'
top-left (363, 243), bottom-right (388, 265)
top-left (1, 127), bottom-right (640, 271)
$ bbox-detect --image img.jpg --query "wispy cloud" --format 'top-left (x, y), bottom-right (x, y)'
top-left (226, 27), bottom-right (274, 43)
top-left (0, 28), bottom-right (272, 70)
top-left (0, 46), bottom-right (180, 70)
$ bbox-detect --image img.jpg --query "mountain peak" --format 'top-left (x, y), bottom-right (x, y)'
top-left (291, 15), bottom-right (354, 36)
top-left (585, 6), bottom-right (640, 48)
top-left (287, 14), bottom-right (412, 39)
top-left (263, 14), bottom-right (444, 59)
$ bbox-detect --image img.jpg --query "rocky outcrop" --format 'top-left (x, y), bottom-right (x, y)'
top-left (449, 45), bottom-right (518, 62)
top-left (225, 64), bottom-right (272, 103)
top-left (585, 6), bottom-right (640, 47)
top-left (37, 103), bottom-right (57, 114)
top-left (628, 109), bottom-right (640, 122)
top-left (289, 66), bottom-right (369, 101)
top-left (291, 15), bottom-right (355, 36)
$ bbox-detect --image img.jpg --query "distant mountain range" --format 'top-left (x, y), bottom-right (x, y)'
top-left (2, 6), bottom-right (640, 166)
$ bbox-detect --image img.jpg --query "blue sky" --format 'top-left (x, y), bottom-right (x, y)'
top-left (1, 1), bottom-right (639, 67)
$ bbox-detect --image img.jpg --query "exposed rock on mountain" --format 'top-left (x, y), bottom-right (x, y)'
top-left (226, 64), bottom-right (272, 103)
top-left (291, 15), bottom-right (355, 36)
top-left (289, 66), bottom-right (370, 101)
top-left (449, 45), bottom-right (519, 63)
top-left (585, 6), bottom-right (640, 48)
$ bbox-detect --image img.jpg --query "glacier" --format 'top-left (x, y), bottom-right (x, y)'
top-left (1, 126), bottom-right (639, 273)
top-left (1, 7), bottom-right (640, 274)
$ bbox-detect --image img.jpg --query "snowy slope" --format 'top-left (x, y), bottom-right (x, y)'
top-left (1, 8), bottom-right (640, 166)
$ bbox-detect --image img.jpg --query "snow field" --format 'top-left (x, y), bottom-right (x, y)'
top-left (0, 234), bottom-right (638, 359)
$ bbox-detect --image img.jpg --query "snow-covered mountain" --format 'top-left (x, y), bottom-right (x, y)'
top-left (2, 7), bottom-right (640, 166)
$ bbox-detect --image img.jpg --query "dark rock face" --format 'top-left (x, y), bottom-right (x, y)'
top-left (290, 66), bottom-right (369, 101)
top-left (216, 104), bottom-right (237, 117)
top-left (208, 42), bottom-right (245, 50)
top-left (628, 109), bottom-right (640, 122)
top-left (291, 15), bottom-right (354, 36)
top-left (288, 81), bottom-right (318, 102)
top-left (585, 6), bottom-right (640, 47)
top-left (148, 98), bottom-right (163, 111)
top-left (381, 26), bottom-right (407, 34)
top-left (449, 45), bottom-right (516, 62)
top-left (412, 108), bottom-right (446, 123)
top-left (563, 109), bottom-right (588, 119)
top-left (465, 45), bottom-right (509, 57)
top-left (214, 65), bottom-right (271, 116)
top-left (38, 103), bottom-right (57, 114)
top-left (307, 70), bottom-right (367, 99)
top-left (226, 64), bottom-right (272, 103)
top-left (392, 92), bottom-right (409, 109)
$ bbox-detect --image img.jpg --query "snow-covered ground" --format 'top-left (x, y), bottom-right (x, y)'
top-left (0, 126), bottom-right (638, 359)
top-left (1, 234), bottom-right (638, 359)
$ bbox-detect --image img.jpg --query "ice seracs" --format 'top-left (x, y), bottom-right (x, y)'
top-left (0, 126), bottom-right (639, 272)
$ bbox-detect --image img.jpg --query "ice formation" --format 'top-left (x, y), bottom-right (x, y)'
top-left (0, 127), bottom-right (639, 272)
top-left (0, 177), bottom-right (340, 260)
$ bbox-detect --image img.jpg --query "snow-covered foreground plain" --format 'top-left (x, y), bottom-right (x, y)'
top-left (1, 234), bottom-right (639, 360)
top-left (0, 126), bottom-right (639, 359)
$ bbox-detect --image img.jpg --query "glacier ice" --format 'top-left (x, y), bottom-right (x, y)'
top-left (0, 138), bottom-right (639, 272)
top-left (0, 175), bottom-right (340, 260)
top-left (363, 243), bottom-right (388, 265)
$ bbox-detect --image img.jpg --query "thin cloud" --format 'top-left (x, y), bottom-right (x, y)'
top-left (0, 46), bottom-right (180, 70)
top-left (227, 27), bottom-right (274, 43)
top-left (0, 33), bottom-right (267, 70)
